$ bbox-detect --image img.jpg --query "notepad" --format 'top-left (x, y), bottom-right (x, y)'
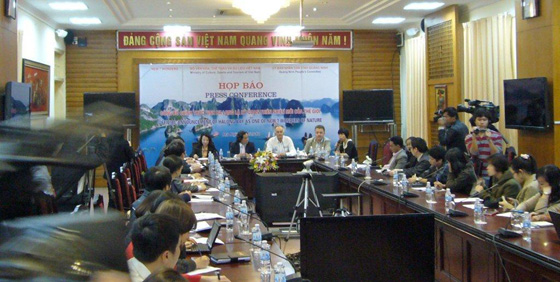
top-left (187, 266), bottom-right (221, 275)
top-left (194, 221), bottom-right (212, 232)
top-left (210, 251), bottom-right (251, 264)
top-left (195, 212), bottom-right (225, 221)
top-left (454, 198), bottom-right (479, 203)
top-left (192, 237), bottom-right (224, 245)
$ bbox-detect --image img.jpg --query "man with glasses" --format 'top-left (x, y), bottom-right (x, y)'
top-left (437, 107), bottom-right (469, 154)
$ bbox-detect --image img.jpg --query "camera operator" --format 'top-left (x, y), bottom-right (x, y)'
top-left (437, 107), bottom-right (469, 154)
top-left (465, 108), bottom-right (503, 179)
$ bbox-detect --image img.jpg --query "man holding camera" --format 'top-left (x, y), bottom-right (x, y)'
top-left (437, 107), bottom-right (469, 153)
top-left (465, 108), bottom-right (503, 179)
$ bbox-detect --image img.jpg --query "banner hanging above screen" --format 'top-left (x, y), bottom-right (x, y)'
top-left (117, 31), bottom-right (352, 50)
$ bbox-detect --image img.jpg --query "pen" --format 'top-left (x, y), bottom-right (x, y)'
top-left (217, 271), bottom-right (221, 280)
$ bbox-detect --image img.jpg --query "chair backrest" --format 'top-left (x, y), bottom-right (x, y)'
top-left (138, 151), bottom-right (148, 172)
top-left (118, 167), bottom-right (132, 209)
top-left (368, 140), bottom-right (379, 165)
top-left (111, 173), bottom-right (124, 212)
top-left (382, 140), bottom-right (392, 165)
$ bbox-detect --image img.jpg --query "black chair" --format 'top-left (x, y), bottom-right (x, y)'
top-left (368, 140), bottom-right (379, 165)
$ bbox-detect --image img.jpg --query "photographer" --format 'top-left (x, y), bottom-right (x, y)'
top-left (465, 108), bottom-right (503, 179)
top-left (437, 107), bottom-right (469, 153)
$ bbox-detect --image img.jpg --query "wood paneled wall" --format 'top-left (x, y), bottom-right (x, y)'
top-left (424, 5), bottom-right (463, 147)
top-left (0, 3), bottom-right (18, 114)
top-left (351, 30), bottom-right (401, 161)
top-left (515, 0), bottom-right (559, 166)
top-left (65, 30), bottom-right (399, 166)
top-left (66, 30), bottom-right (117, 119)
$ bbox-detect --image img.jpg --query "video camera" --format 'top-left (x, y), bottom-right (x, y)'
top-left (433, 99), bottom-right (500, 124)
top-left (457, 99), bottom-right (500, 124)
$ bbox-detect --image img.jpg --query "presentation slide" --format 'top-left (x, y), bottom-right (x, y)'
top-left (139, 63), bottom-right (339, 166)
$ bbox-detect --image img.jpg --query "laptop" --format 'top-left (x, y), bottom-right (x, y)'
top-left (548, 211), bottom-right (560, 239)
top-left (185, 221), bottom-right (221, 253)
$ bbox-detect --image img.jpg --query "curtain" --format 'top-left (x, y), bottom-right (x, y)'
top-left (404, 33), bottom-right (428, 139)
top-left (463, 13), bottom-right (517, 151)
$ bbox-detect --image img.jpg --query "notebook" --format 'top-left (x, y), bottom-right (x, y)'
top-left (185, 221), bottom-right (221, 253)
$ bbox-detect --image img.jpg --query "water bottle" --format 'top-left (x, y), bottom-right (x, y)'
top-left (522, 212), bottom-right (532, 241)
top-left (239, 200), bottom-right (250, 235)
top-left (393, 173), bottom-right (399, 186)
top-left (334, 155), bottom-right (340, 168)
top-left (217, 165), bottom-right (224, 181)
top-left (425, 182), bottom-right (436, 204)
top-left (224, 177), bottom-right (231, 201)
top-left (260, 241), bottom-right (271, 268)
top-left (233, 189), bottom-right (242, 215)
top-left (208, 152), bottom-right (214, 167)
top-left (351, 158), bottom-right (357, 174)
top-left (309, 146), bottom-right (314, 157)
top-left (274, 262), bottom-right (286, 282)
top-left (219, 148), bottom-right (223, 160)
top-left (226, 206), bottom-right (234, 231)
top-left (365, 165), bottom-right (371, 180)
top-left (400, 175), bottom-right (408, 195)
top-left (218, 180), bottom-right (225, 201)
top-left (444, 188), bottom-right (455, 214)
top-left (252, 224), bottom-right (262, 246)
top-left (474, 198), bottom-right (486, 224)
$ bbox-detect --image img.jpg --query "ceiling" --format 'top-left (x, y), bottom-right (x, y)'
top-left (20, 0), bottom-right (497, 31)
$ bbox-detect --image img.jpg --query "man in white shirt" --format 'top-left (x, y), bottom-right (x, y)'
top-left (128, 214), bottom-right (181, 282)
top-left (266, 125), bottom-right (296, 157)
top-left (303, 125), bottom-right (331, 156)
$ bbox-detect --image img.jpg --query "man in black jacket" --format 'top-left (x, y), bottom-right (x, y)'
top-left (438, 107), bottom-right (469, 153)
top-left (401, 137), bottom-right (431, 178)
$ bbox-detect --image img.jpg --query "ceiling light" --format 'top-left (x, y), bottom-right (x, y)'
top-left (404, 2), bottom-right (444, 10)
top-left (275, 25), bottom-right (304, 36)
top-left (169, 8), bottom-right (173, 12)
top-left (232, 0), bottom-right (290, 24)
top-left (372, 17), bottom-right (405, 24)
top-left (164, 25), bottom-right (191, 34)
top-left (49, 2), bottom-right (88, 10)
top-left (69, 17), bottom-right (101, 25)
top-left (55, 29), bottom-right (68, 38)
top-left (313, 7), bottom-right (317, 11)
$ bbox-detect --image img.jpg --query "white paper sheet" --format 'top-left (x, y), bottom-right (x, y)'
top-left (194, 221), bottom-right (212, 232)
top-left (195, 212), bottom-right (225, 221)
top-left (454, 198), bottom-right (479, 203)
top-left (192, 237), bottom-right (224, 245)
top-left (187, 266), bottom-right (221, 276)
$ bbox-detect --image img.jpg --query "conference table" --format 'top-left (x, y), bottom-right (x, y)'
top-left (311, 160), bottom-right (560, 281)
top-left (188, 176), bottom-right (296, 281)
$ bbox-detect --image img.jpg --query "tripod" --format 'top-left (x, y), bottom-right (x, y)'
top-left (286, 172), bottom-right (322, 240)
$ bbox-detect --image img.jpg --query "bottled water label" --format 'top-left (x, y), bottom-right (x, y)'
top-left (261, 251), bottom-right (270, 261)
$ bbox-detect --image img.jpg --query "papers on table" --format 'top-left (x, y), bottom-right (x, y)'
top-left (206, 187), bottom-right (219, 192)
top-left (184, 178), bottom-right (209, 183)
top-left (191, 197), bottom-right (214, 203)
top-left (532, 221), bottom-right (553, 228)
top-left (192, 236), bottom-right (224, 245)
top-left (187, 266), bottom-right (221, 276)
top-left (195, 212), bottom-right (224, 221)
top-left (454, 198), bottom-right (479, 203)
top-left (463, 204), bottom-right (476, 210)
top-left (194, 221), bottom-right (212, 232)
top-left (197, 158), bottom-right (209, 161)
top-left (347, 164), bottom-right (369, 169)
top-left (411, 187), bottom-right (426, 192)
top-left (193, 194), bottom-right (214, 200)
top-left (497, 212), bottom-right (512, 218)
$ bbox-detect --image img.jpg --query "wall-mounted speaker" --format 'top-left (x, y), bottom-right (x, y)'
top-left (420, 19), bottom-right (425, 33)
top-left (63, 30), bottom-right (75, 45)
top-left (396, 32), bottom-right (404, 47)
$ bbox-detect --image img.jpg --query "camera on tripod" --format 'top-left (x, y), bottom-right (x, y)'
top-left (457, 99), bottom-right (500, 124)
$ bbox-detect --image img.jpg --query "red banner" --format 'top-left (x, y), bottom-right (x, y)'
top-left (117, 31), bottom-right (352, 50)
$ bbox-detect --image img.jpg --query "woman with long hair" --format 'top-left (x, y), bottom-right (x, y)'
top-left (438, 148), bottom-right (477, 194)
top-left (190, 133), bottom-right (218, 159)
top-left (515, 165), bottom-right (560, 222)
top-left (500, 154), bottom-right (539, 210)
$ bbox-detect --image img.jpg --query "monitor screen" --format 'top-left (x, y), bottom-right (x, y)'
top-left (4, 82), bottom-right (31, 121)
top-left (342, 89), bottom-right (394, 123)
top-left (83, 92), bottom-right (137, 127)
top-left (300, 214), bottom-right (434, 281)
top-left (504, 77), bottom-right (551, 130)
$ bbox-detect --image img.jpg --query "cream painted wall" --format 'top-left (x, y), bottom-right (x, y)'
top-left (17, 8), bottom-right (66, 125)
top-left (460, 0), bottom-right (515, 23)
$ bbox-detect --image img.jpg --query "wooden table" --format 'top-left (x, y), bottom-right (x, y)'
top-left (221, 157), bottom-right (308, 198)
top-left (314, 161), bottom-right (560, 281)
top-left (189, 177), bottom-right (296, 281)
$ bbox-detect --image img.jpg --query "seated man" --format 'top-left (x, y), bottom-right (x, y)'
top-left (131, 166), bottom-right (172, 211)
top-left (265, 125), bottom-right (296, 157)
top-left (164, 140), bottom-right (203, 174)
top-left (128, 214), bottom-right (182, 282)
top-left (162, 156), bottom-right (208, 202)
top-left (414, 146), bottom-right (449, 186)
top-left (391, 137), bottom-right (430, 178)
top-left (404, 137), bottom-right (417, 169)
top-left (230, 130), bottom-right (256, 158)
top-left (382, 136), bottom-right (408, 171)
top-left (303, 125), bottom-right (331, 157)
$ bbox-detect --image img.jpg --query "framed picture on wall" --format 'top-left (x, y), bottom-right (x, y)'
top-left (521, 0), bottom-right (540, 19)
top-left (435, 85), bottom-right (447, 112)
top-left (4, 0), bottom-right (16, 19)
top-left (22, 59), bottom-right (50, 116)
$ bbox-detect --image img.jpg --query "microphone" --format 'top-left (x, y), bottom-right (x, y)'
top-left (234, 234), bottom-right (301, 280)
top-left (212, 197), bottom-right (272, 237)
top-left (471, 183), bottom-right (500, 198)
top-left (498, 211), bottom-right (522, 238)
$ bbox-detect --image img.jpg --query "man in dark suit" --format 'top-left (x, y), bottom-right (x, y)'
top-left (401, 137), bottom-right (431, 178)
top-left (229, 130), bottom-right (256, 158)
